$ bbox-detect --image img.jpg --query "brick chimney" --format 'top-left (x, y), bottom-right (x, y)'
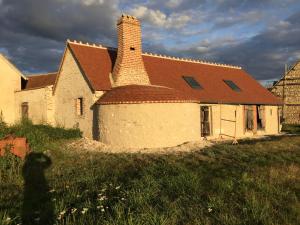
top-left (112, 14), bottom-right (150, 87)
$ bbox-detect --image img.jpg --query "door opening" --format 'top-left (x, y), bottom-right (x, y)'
top-left (257, 105), bottom-right (265, 130)
top-left (244, 105), bottom-right (254, 131)
top-left (201, 106), bottom-right (211, 137)
top-left (21, 102), bottom-right (29, 119)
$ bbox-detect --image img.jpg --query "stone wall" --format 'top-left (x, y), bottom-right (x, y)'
top-left (98, 102), bottom-right (280, 148)
top-left (54, 48), bottom-right (104, 138)
top-left (98, 103), bottom-right (200, 148)
top-left (15, 86), bottom-right (54, 124)
top-left (271, 61), bottom-right (300, 124)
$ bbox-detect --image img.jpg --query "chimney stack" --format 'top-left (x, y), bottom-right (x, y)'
top-left (112, 14), bottom-right (150, 87)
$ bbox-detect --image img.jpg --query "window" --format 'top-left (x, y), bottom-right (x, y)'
top-left (130, 47), bottom-right (135, 51)
top-left (21, 102), bottom-right (28, 119)
top-left (182, 76), bottom-right (203, 89)
top-left (223, 80), bottom-right (241, 92)
top-left (76, 98), bottom-right (84, 116)
top-left (201, 106), bottom-right (211, 137)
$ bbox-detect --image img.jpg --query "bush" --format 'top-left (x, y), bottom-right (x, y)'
top-left (0, 119), bottom-right (82, 151)
top-left (281, 124), bottom-right (300, 134)
top-left (0, 121), bottom-right (8, 139)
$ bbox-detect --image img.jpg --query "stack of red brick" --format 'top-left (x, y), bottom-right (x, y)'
top-left (0, 135), bottom-right (30, 159)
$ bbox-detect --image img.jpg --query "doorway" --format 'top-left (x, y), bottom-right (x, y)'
top-left (244, 105), bottom-right (254, 131)
top-left (21, 102), bottom-right (29, 119)
top-left (257, 105), bottom-right (265, 130)
top-left (201, 106), bottom-right (211, 137)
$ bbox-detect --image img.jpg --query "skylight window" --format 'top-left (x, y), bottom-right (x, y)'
top-left (223, 80), bottom-right (241, 92)
top-left (182, 76), bottom-right (203, 89)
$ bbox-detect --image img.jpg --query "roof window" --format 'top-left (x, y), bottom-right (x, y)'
top-left (182, 76), bottom-right (203, 89)
top-left (223, 80), bottom-right (241, 92)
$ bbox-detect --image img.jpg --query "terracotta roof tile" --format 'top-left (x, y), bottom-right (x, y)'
top-left (68, 43), bottom-right (112, 90)
top-left (24, 73), bottom-right (57, 90)
top-left (68, 42), bottom-right (282, 105)
top-left (97, 85), bottom-right (199, 104)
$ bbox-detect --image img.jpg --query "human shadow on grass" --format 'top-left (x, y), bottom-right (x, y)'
top-left (22, 152), bottom-right (54, 225)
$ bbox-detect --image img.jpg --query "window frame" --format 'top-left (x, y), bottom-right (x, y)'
top-left (76, 97), bottom-right (84, 117)
top-left (182, 76), bottom-right (203, 89)
top-left (223, 80), bottom-right (241, 92)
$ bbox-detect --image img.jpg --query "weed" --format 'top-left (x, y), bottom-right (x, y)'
top-left (0, 125), bottom-right (300, 224)
top-left (282, 124), bottom-right (300, 134)
top-left (0, 119), bottom-right (82, 151)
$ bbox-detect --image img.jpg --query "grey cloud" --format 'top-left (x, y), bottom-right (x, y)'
top-left (0, 0), bottom-right (119, 73)
top-left (0, 0), bottom-right (299, 82)
top-left (0, 0), bottom-right (118, 41)
top-left (176, 11), bottom-right (300, 81)
top-left (0, 29), bottom-right (64, 73)
top-left (141, 10), bottom-right (300, 81)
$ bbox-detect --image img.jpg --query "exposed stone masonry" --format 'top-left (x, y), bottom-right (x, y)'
top-left (271, 60), bottom-right (300, 124)
top-left (112, 14), bottom-right (150, 87)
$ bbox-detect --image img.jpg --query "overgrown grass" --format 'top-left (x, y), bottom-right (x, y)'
top-left (0, 124), bottom-right (300, 224)
top-left (0, 119), bottom-right (81, 151)
top-left (282, 123), bottom-right (300, 134)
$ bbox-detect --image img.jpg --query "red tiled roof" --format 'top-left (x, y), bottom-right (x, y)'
top-left (24, 73), bottom-right (57, 90)
top-left (68, 43), bottom-right (112, 90)
top-left (68, 43), bottom-right (282, 105)
top-left (97, 85), bottom-right (199, 104)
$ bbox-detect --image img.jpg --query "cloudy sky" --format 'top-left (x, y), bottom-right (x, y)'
top-left (0, 0), bottom-right (300, 82)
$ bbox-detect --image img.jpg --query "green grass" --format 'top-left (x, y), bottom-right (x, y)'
top-left (0, 119), bottom-right (82, 151)
top-left (282, 124), bottom-right (300, 134)
top-left (0, 124), bottom-right (300, 224)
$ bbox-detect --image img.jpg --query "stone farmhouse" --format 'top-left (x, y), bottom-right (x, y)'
top-left (0, 15), bottom-right (282, 148)
top-left (270, 60), bottom-right (300, 124)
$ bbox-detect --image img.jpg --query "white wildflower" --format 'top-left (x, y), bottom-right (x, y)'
top-left (208, 207), bottom-right (212, 212)
top-left (71, 208), bottom-right (77, 214)
top-left (98, 195), bottom-right (107, 201)
top-left (101, 208), bottom-right (105, 212)
top-left (49, 189), bottom-right (55, 193)
top-left (115, 186), bottom-right (121, 190)
top-left (81, 208), bottom-right (89, 214)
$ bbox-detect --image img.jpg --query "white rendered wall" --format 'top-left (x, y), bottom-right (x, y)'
top-left (99, 102), bottom-right (201, 148)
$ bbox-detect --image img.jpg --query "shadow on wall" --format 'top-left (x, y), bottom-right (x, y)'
top-left (92, 104), bottom-right (100, 140)
top-left (22, 153), bottom-right (54, 225)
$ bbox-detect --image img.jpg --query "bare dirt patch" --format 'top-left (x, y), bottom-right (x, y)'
top-left (67, 137), bottom-right (213, 154)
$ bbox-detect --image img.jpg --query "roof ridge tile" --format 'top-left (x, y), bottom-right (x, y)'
top-left (67, 40), bottom-right (242, 69)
